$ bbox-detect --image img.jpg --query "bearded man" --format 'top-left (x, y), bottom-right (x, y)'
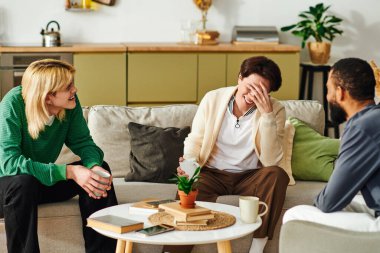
top-left (283, 57), bottom-right (380, 231)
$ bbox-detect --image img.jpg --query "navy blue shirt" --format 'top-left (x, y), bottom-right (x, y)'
top-left (315, 104), bottom-right (380, 213)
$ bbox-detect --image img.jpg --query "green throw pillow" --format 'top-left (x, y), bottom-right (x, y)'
top-left (289, 117), bottom-right (340, 182)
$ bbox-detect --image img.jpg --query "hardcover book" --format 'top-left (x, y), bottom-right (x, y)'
top-left (129, 199), bottom-right (175, 215)
top-left (175, 219), bottom-right (208, 226)
top-left (129, 199), bottom-right (161, 215)
top-left (159, 202), bottom-right (213, 222)
top-left (87, 215), bottom-right (143, 234)
top-left (170, 211), bottom-right (215, 222)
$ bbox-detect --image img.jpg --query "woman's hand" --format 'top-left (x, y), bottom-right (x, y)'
top-left (247, 82), bottom-right (273, 114)
top-left (66, 165), bottom-right (111, 199)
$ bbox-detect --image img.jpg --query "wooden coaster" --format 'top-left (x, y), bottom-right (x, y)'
top-left (148, 211), bottom-right (236, 231)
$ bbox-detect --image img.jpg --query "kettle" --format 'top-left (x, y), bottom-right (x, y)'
top-left (40, 21), bottom-right (61, 47)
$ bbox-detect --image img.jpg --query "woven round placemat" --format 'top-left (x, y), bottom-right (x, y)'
top-left (148, 211), bottom-right (236, 231)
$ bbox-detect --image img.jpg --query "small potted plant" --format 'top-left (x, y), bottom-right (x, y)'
top-left (281, 3), bottom-right (343, 64)
top-left (172, 162), bottom-right (201, 209)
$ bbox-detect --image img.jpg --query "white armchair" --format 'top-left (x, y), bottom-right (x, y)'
top-left (279, 220), bottom-right (380, 253)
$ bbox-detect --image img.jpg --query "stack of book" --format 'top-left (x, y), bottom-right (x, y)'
top-left (159, 202), bottom-right (214, 226)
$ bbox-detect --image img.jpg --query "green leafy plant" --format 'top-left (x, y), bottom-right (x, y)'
top-left (281, 3), bottom-right (343, 48)
top-left (171, 166), bottom-right (201, 195)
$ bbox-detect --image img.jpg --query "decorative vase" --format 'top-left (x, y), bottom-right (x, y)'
top-left (178, 189), bottom-right (198, 209)
top-left (307, 42), bottom-right (331, 64)
top-left (193, 0), bottom-right (213, 30)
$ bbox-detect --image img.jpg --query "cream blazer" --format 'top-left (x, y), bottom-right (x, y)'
top-left (184, 86), bottom-right (285, 168)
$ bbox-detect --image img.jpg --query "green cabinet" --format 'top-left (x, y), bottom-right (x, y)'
top-left (197, 53), bottom-right (227, 103)
top-left (226, 53), bottom-right (300, 100)
top-left (74, 53), bottom-right (126, 106)
top-left (127, 53), bottom-right (197, 104)
top-left (127, 52), bottom-right (299, 106)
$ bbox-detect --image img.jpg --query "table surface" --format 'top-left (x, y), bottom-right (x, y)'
top-left (89, 201), bottom-right (261, 245)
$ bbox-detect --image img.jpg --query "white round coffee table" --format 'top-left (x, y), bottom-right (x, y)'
top-left (89, 201), bottom-right (261, 253)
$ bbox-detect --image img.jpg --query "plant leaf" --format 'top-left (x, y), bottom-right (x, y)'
top-left (281, 24), bottom-right (297, 31)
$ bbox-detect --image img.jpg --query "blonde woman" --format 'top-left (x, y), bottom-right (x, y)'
top-left (0, 59), bottom-right (117, 253)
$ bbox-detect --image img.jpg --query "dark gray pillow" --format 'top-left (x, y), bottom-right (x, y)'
top-left (125, 122), bottom-right (191, 183)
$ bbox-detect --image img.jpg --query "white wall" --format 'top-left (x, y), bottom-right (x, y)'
top-left (0, 0), bottom-right (379, 63)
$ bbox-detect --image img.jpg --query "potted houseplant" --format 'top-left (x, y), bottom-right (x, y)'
top-left (172, 165), bottom-right (201, 209)
top-left (281, 3), bottom-right (343, 64)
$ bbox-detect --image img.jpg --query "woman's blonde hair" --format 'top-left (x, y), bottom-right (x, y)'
top-left (21, 59), bottom-right (75, 139)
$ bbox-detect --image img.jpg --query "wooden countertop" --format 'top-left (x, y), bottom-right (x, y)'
top-left (0, 43), bottom-right (127, 53)
top-left (124, 43), bottom-right (300, 52)
top-left (0, 43), bottom-right (300, 53)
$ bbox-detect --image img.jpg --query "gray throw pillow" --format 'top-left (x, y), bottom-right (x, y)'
top-left (125, 122), bottom-right (191, 183)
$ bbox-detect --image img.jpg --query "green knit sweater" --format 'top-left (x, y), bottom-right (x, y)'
top-left (0, 86), bottom-right (104, 186)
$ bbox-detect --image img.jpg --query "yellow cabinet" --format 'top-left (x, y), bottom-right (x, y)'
top-left (197, 53), bottom-right (227, 103)
top-left (127, 53), bottom-right (197, 104)
top-left (226, 53), bottom-right (300, 100)
top-left (127, 52), bottom-right (299, 105)
top-left (74, 53), bottom-right (126, 106)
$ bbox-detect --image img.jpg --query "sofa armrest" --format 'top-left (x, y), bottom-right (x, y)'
top-left (113, 179), bottom-right (178, 204)
top-left (279, 220), bottom-right (380, 253)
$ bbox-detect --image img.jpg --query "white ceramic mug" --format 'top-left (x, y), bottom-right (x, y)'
top-left (239, 196), bottom-right (268, 223)
top-left (92, 170), bottom-right (111, 197)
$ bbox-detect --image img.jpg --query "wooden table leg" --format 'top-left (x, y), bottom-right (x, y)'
top-left (116, 239), bottom-right (126, 253)
top-left (124, 241), bottom-right (133, 253)
top-left (217, 240), bottom-right (232, 253)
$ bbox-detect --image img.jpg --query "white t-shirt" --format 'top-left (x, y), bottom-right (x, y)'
top-left (46, 115), bottom-right (55, 126)
top-left (205, 97), bottom-right (259, 172)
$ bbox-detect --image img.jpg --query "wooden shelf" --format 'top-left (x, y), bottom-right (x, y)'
top-left (65, 7), bottom-right (94, 12)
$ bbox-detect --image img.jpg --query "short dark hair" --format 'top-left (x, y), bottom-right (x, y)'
top-left (239, 56), bottom-right (282, 92)
top-left (331, 58), bottom-right (375, 101)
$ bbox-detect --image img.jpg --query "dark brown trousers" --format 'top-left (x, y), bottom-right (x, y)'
top-left (197, 166), bottom-right (289, 239)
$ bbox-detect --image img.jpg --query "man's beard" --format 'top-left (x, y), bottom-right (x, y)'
top-left (329, 102), bottom-right (347, 125)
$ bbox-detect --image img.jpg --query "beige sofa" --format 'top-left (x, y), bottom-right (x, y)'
top-left (0, 100), bottom-right (326, 253)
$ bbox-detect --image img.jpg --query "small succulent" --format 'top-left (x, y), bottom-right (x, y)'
top-left (171, 166), bottom-right (201, 195)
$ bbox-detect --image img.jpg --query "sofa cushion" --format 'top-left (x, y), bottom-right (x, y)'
top-left (125, 122), bottom-right (190, 183)
top-left (87, 105), bottom-right (198, 178)
top-left (33, 178), bottom-right (178, 219)
top-left (280, 100), bottom-right (325, 134)
top-left (284, 181), bottom-right (326, 209)
top-left (290, 117), bottom-right (340, 181)
top-left (113, 178), bottom-right (178, 204)
top-left (214, 181), bottom-right (326, 211)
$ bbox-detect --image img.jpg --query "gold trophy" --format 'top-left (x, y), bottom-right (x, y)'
top-left (193, 0), bottom-right (220, 45)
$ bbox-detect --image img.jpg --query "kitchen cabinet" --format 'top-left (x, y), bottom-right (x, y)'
top-left (74, 53), bottom-right (126, 106)
top-left (127, 53), bottom-right (227, 105)
top-left (197, 53), bottom-right (227, 103)
top-left (0, 43), bottom-right (299, 106)
top-left (127, 53), bottom-right (197, 104)
top-left (127, 51), bottom-right (299, 105)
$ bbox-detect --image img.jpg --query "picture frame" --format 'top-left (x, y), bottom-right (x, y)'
top-left (92, 0), bottom-right (116, 6)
